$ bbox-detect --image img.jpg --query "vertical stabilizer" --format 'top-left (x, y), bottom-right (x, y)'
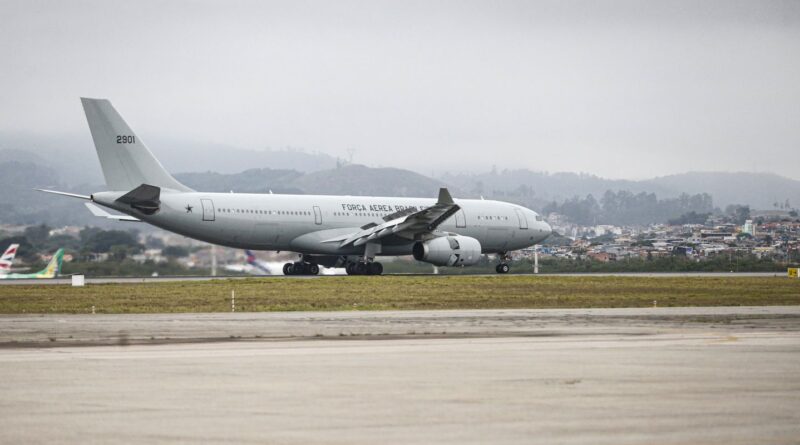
top-left (37, 248), bottom-right (64, 279)
top-left (0, 244), bottom-right (19, 275)
top-left (81, 98), bottom-right (193, 192)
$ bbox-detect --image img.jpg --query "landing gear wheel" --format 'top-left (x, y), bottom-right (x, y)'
top-left (283, 263), bottom-right (293, 275)
top-left (308, 263), bottom-right (320, 275)
top-left (367, 262), bottom-right (383, 275)
top-left (355, 262), bottom-right (368, 275)
top-left (346, 263), bottom-right (356, 275)
top-left (496, 263), bottom-right (510, 274)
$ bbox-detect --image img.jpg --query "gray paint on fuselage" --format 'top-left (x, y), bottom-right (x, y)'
top-left (92, 191), bottom-right (551, 256)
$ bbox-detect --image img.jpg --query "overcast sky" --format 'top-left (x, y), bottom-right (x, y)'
top-left (1, 0), bottom-right (798, 179)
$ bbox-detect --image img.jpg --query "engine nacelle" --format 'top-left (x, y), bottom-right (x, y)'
top-left (412, 236), bottom-right (482, 267)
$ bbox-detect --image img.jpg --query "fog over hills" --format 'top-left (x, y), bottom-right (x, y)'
top-left (645, 172), bottom-right (799, 211)
top-left (1, 135), bottom-right (798, 226)
top-left (0, 133), bottom-right (340, 186)
top-left (175, 165), bottom-right (443, 198)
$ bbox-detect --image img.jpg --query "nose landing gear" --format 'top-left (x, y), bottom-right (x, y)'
top-left (495, 252), bottom-right (511, 274)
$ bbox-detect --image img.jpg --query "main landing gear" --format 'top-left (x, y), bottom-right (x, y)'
top-left (495, 252), bottom-right (511, 274)
top-left (345, 261), bottom-right (383, 276)
top-left (283, 261), bottom-right (320, 276)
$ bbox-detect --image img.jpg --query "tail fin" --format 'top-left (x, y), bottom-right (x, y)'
top-left (244, 250), bottom-right (271, 274)
top-left (0, 244), bottom-right (19, 275)
top-left (245, 250), bottom-right (257, 265)
top-left (80, 98), bottom-right (193, 192)
top-left (37, 248), bottom-right (64, 279)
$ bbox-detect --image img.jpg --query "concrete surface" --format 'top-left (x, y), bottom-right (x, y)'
top-left (2, 306), bottom-right (800, 346)
top-left (1, 307), bottom-right (799, 444)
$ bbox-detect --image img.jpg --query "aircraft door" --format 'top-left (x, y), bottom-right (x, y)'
top-left (455, 210), bottom-right (466, 228)
top-left (201, 199), bottom-right (215, 221)
top-left (514, 209), bottom-right (528, 229)
top-left (313, 206), bottom-right (322, 225)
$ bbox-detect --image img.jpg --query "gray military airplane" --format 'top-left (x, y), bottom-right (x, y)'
top-left (40, 98), bottom-right (551, 275)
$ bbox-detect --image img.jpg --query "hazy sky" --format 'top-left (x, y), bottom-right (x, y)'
top-left (1, 0), bottom-right (798, 179)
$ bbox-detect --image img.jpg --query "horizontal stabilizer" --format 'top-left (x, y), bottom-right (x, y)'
top-left (36, 189), bottom-right (91, 200)
top-left (84, 203), bottom-right (140, 222)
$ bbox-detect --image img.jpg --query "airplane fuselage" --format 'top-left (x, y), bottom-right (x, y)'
top-left (93, 191), bottom-right (551, 256)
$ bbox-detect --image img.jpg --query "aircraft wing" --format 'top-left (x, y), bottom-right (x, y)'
top-left (329, 188), bottom-right (460, 247)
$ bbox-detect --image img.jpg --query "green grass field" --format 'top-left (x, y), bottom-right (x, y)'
top-left (0, 276), bottom-right (798, 314)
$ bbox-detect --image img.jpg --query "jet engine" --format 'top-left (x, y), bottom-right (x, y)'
top-left (412, 236), bottom-right (482, 267)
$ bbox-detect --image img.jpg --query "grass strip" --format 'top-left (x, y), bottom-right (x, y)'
top-left (0, 276), bottom-right (797, 314)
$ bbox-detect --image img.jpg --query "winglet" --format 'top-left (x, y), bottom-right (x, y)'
top-left (437, 187), bottom-right (454, 205)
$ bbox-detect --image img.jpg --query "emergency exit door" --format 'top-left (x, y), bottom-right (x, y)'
top-left (455, 210), bottom-right (466, 228)
top-left (313, 206), bottom-right (322, 225)
top-left (514, 208), bottom-right (528, 229)
top-left (201, 199), bottom-right (215, 221)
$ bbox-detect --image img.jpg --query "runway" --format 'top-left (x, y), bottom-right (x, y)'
top-left (0, 271), bottom-right (786, 285)
top-left (2, 306), bottom-right (800, 346)
top-left (1, 307), bottom-right (799, 444)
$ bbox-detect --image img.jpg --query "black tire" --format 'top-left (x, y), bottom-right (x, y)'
top-left (495, 264), bottom-right (502, 273)
top-left (355, 262), bottom-right (368, 275)
top-left (345, 263), bottom-right (355, 275)
top-left (309, 263), bottom-right (320, 275)
top-left (367, 262), bottom-right (383, 275)
top-left (499, 264), bottom-right (510, 274)
top-left (294, 262), bottom-right (307, 275)
top-left (283, 263), bottom-right (293, 275)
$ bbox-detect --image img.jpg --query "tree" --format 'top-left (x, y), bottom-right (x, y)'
top-left (0, 236), bottom-right (35, 262)
top-left (109, 244), bottom-right (132, 261)
top-left (83, 230), bottom-right (142, 253)
top-left (162, 246), bottom-right (190, 258)
top-left (23, 224), bottom-right (51, 244)
top-left (668, 211), bottom-right (710, 226)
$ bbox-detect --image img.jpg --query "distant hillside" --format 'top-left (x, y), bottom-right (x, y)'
top-left (440, 169), bottom-right (800, 210)
top-left (2, 136), bottom-right (798, 226)
top-left (177, 164), bottom-right (447, 198)
top-left (297, 165), bottom-right (446, 197)
top-left (0, 133), bottom-right (340, 186)
top-left (441, 170), bottom-right (671, 203)
top-left (176, 169), bottom-right (305, 194)
top-left (643, 172), bottom-right (800, 210)
top-left (0, 161), bottom-right (103, 226)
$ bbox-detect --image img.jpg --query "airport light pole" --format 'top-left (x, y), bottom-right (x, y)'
top-left (211, 244), bottom-right (217, 277)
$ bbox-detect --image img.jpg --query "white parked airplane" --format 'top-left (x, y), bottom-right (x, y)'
top-left (0, 244), bottom-right (20, 275)
top-left (224, 250), bottom-right (278, 275)
top-left (39, 98), bottom-right (551, 275)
